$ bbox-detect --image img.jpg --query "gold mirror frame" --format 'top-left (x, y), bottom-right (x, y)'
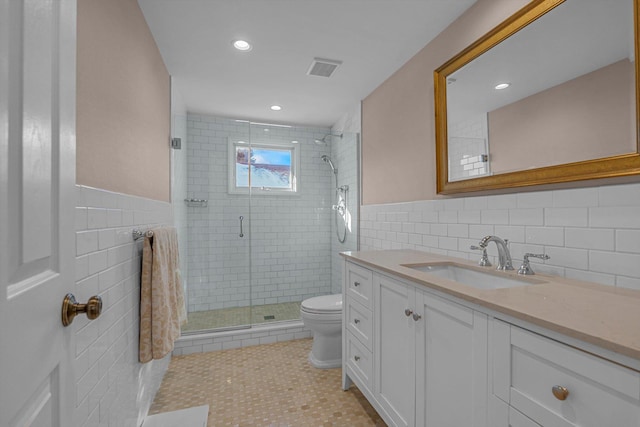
top-left (434, 0), bottom-right (640, 194)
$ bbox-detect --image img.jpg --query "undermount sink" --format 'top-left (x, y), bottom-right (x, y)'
top-left (402, 263), bottom-right (543, 290)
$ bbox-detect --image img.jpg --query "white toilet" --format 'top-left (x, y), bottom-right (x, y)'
top-left (300, 293), bottom-right (343, 369)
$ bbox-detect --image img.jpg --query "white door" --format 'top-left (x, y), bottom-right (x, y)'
top-left (0, 0), bottom-right (77, 426)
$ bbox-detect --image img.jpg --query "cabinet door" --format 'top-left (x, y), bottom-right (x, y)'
top-left (375, 274), bottom-right (416, 427)
top-left (415, 290), bottom-right (488, 427)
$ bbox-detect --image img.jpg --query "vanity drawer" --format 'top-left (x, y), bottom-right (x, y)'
top-left (346, 331), bottom-right (373, 390)
top-left (346, 298), bottom-right (373, 351)
top-left (346, 262), bottom-right (373, 309)
top-left (493, 322), bottom-right (640, 427)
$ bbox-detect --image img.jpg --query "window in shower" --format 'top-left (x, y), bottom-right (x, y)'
top-left (228, 139), bottom-right (299, 195)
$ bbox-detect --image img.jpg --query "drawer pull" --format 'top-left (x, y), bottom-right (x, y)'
top-left (354, 281), bottom-right (360, 287)
top-left (354, 318), bottom-right (360, 324)
top-left (354, 355), bottom-right (361, 361)
top-left (412, 312), bottom-right (422, 321)
top-left (404, 308), bottom-right (413, 317)
top-left (552, 385), bottom-right (569, 401)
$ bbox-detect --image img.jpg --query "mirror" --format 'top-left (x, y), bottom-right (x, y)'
top-left (435, 0), bottom-right (640, 194)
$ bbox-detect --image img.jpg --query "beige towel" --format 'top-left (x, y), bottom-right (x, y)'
top-left (139, 227), bottom-right (187, 363)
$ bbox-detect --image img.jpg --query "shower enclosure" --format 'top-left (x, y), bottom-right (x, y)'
top-left (172, 115), bottom-right (359, 334)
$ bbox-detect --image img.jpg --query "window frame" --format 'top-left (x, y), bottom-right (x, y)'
top-left (228, 138), bottom-right (300, 196)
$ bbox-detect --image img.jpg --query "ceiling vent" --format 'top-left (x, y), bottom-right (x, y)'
top-left (307, 58), bottom-right (342, 78)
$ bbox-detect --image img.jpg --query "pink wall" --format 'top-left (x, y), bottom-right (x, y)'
top-left (489, 59), bottom-right (636, 174)
top-left (76, 0), bottom-right (171, 202)
top-left (362, 0), bottom-right (529, 205)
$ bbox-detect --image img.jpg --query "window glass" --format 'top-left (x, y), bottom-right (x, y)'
top-left (229, 140), bottom-right (298, 195)
top-left (235, 147), bottom-right (292, 189)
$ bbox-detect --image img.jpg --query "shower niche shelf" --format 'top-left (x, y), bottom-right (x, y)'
top-left (184, 198), bottom-right (208, 207)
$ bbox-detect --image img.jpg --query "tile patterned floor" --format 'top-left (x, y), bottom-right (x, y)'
top-left (150, 338), bottom-right (387, 426)
top-left (182, 302), bottom-right (303, 333)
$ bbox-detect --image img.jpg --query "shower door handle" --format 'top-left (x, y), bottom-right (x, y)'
top-left (239, 216), bottom-right (244, 238)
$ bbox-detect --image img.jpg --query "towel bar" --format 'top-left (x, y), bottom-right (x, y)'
top-left (132, 229), bottom-right (154, 240)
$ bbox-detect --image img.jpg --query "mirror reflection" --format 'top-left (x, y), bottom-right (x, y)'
top-left (445, 0), bottom-right (636, 182)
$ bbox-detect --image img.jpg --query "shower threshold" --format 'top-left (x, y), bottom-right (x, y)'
top-left (180, 301), bottom-right (302, 335)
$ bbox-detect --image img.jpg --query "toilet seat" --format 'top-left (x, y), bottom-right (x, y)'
top-left (300, 294), bottom-right (342, 314)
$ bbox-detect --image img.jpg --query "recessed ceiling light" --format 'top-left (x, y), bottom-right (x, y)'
top-left (233, 40), bottom-right (252, 51)
top-left (291, 140), bottom-right (299, 144)
top-left (495, 83), bottom-right (511, 90)
top-left (270, 105), bottom-right (282, 111)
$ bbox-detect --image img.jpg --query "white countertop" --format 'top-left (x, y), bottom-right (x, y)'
top-left (342, 249), bottom-right (640, 361)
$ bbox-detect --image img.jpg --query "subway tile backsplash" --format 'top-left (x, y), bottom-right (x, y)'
top-left (360, 182), bottom-right (640, 290)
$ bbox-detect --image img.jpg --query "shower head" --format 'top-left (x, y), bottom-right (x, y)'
top-left (321, 155), bottom-right (337, 175)
top-left (314, 133), bottom-right (343, 145)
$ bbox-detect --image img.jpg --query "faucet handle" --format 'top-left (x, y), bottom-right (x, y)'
top-left (517, 253), bottom-right (550, 275)
top-left (470, 245), bottom-right (492, 267)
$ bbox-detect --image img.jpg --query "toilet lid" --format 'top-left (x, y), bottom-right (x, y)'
top-left (301, 294), bottom-right (342, 314)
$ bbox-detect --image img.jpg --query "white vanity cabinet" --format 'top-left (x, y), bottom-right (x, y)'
top-left (343, 260), bottom-right (488, 427)
top-left (491, 320), bottom-right (640, 427)
top-left (375, 273), bottom-right (416, 427)
top-left (342, 252), bottom-right (640, 427)
top-left (343, 262), bottom-right (375, 396)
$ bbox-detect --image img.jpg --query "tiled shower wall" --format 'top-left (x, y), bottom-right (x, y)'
top-left (329, 132), bottom-right (359, 294)
top-left (171, 84), bottom-right (189, 280)
top-left (448, 115), bottom-right (489, 181)
top-left (74, 185), bottom-right (173, 426)
top-left (185, 115), bottom-right (334, 312)
top-left (330, 105), bottom-right (362, 294)
top-left (360, 182), bottom-right (640, 289)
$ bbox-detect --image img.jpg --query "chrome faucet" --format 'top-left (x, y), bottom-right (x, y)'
top-left (478, 235), bottom-right (514, 271)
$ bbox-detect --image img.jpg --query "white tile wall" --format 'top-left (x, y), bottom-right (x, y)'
top-left (74, 185), bottom-right (173, 427)
top-left (171, 84), bottom-right (189, 285)
top-left (185, 115), bottom-right (334, 312)
top-left (330, 131), bottom-right (360, 294)
top-left (360, 182), bottom-right (640, 290)
top-left (448, 115), bottom-right (490, 180)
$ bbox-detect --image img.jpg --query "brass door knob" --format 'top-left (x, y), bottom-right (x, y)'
top-left (61, 293), bottom-right (102, 326)
top-left (552, 385), bottom-right (569, 401)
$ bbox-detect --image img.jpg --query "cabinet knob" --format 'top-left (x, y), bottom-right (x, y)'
top-left (354, 281), bottom-right (360, 287)
top-left (404, 308), bottom-right (413, 317)
top-left (412, 313), bottom-right (422, 321)
top-left (552, 385), bottom-right (569, 401)
top-left (354, 318), bottom-right (360, 324)
top-left (354, 355), bottom-right (360, 361)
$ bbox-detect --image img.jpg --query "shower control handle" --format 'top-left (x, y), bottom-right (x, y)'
top-left (239, 216), bottom-right (244, 238)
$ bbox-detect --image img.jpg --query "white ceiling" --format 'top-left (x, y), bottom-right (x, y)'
top-left (137, 0), bottom-right (476, 127)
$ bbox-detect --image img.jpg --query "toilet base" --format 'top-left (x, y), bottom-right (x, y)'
top-left (307, 332), bottom-right (342, 369)
top-left (308, 351), bottom-right (342, 369)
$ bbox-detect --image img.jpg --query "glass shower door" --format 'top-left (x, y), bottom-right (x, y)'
top-left (249, 122), bottom-right (334, 326)
top-left (181, 117), bottom-right (252, 333)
